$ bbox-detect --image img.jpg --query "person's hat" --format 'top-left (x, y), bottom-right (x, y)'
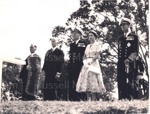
top-left (120, 18), bottom-right (131, 26)
top-left (89, 30), bottom-right (98, 38)
top-left (73, 26), bottom-right (84, 35)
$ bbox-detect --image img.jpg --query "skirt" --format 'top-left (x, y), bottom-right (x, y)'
top-left (76, 59), bottom-right (106, 93)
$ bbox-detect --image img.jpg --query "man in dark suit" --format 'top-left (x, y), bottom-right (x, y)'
top-left (68, 27), bottom-right (87, 101)
top-left (42, 38), bottom-right (64, 100)
top-left (117, 18), bottom-right (141, 100)
top-left (20, 44), bottom-right (41, 100)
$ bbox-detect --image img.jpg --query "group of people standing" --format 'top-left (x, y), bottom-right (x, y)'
top-left (20, 18), bottom-right (145, 101)
top-left (68, 28), bottom-right (106, 101)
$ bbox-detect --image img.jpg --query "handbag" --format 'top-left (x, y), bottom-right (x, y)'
top-left (88, 64), bottom-right (100, 74)
top-left (83, 58), bottom-right (100, 74)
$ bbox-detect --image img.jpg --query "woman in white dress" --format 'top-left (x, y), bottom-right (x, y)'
top-left (76, 30), bottom-right (106, 101)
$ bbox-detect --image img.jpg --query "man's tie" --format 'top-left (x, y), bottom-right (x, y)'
top-left (51, 48), bottom-right (53, 52)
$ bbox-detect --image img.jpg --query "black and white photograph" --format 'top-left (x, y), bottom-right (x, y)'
top-left (0, 0), bottom-right (149, 113)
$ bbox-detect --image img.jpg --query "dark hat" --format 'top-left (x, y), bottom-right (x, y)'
top-left (89, 30), bottom-right (98, 38)
top-left (120, 18), bottom-right (131, 26)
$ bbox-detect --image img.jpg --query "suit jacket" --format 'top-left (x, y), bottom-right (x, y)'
top-left (68, 39), bottom-right (87, 67)
top-left (42, 48), bottom-right (64, 75)
top-left (118, 33), bottom-right (139, 64)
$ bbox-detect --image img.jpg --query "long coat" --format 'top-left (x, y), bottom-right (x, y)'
top-left (117, 33), bottom-right (139, 100)
top-left (20, 54), bottom-right (41, 100)
top-left (42, 48), bottom-right (64, 100)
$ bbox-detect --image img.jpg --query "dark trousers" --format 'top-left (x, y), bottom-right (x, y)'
top-left (80, 93), bottom-right (87, 101)
top-left (43, 83), bottom-right (65, 100)
top-left (68, 80), bottom-right (87, 101)
top-left (44, 75), bottom-right (66, 101)
top-left (68, 65), bottom-right (84, 101)
top-left (69, 79), bottom-right (80, 101)
top-left (43, 72), bottom-right (56, 100)
top-left (44, 89), bottom-right (56, 100)
top-left (126, 83), bottom-right (139, 100)
top-left (117, 64), bottom-right (128, 100)
top-left (118, 65), bottom-right (139, 100)
top-left (56, 81), bottom-right (67, 100)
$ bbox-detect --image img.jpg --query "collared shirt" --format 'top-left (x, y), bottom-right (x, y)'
top-left (75, 39), bottom-right (80, 45)
top-left (30, 53), bottom-right (35, 57)
top-left (52, 46), bottom-right (57, 52)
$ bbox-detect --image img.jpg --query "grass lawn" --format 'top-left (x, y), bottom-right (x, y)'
top-left (0, 100), bottom-right (149, 114)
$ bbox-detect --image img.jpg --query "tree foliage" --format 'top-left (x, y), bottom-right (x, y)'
top-left (2, 0), bottom-right (148, 101)
top-left (2, 62), bottom-right (22, 101)
top-left (52, 0), bottom-right (149, 99)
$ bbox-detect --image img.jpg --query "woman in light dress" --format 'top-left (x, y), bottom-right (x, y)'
top-left (76, 30), bottom-right (106, 101)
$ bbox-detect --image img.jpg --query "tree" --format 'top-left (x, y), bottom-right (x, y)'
top-left (52, 0), bottom-right (149, 100)
top-left (2, 62), bottom-right (22, 101)
top-left (52, 26), bottom-right (66, 37)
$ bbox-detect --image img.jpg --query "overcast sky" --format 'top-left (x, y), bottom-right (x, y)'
top-left (0, 0), bottom-right (79, 62)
